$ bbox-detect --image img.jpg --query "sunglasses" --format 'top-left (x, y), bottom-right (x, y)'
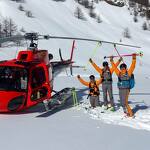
top-left (120, 67), bottom-right (126, 70)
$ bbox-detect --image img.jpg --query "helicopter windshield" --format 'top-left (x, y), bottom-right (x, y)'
top-left (0, 66), bottom-right (28, 91)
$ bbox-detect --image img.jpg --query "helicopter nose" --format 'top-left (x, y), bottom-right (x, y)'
top-left (0, 91), bottom-right (25, 112)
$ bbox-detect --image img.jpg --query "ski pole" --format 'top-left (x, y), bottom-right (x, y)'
top-left (114, 44), bottom-right (125, 63)
top-left (74, 91), bottom-right (78, 106)
top-left (72, 87), bottom-right (78, 106)
top-left (87, 94), bottom-right (90, 99)
top-left (84, 41), bottom-right (101, 71)
top-left (104, 51), bottom-right (143, 59)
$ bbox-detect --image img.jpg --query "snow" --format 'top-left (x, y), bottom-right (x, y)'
top-left (0, 0), bottom-right (150, 149)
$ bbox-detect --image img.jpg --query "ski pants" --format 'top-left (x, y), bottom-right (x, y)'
top-left (119, 88), bottom-right (130, 112)
top-left (102, 83), bottom-right (114, 106)
top-left (90, 96), bottom-right (99, 107)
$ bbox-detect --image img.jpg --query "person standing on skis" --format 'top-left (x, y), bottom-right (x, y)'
top-left (77, 75), bottom-right (102, 108)
top-left (89, 58), bottom-right (122, 111)
top-left (110, 54), bottom-right (136, 117)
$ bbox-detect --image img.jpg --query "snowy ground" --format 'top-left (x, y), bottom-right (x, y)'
top-left (0, 0), bottom-right (150, 149)
top-left (0, 76), bottom-right (150, 150)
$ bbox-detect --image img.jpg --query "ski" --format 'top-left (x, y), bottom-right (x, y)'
top-left (36, 88), bottom-right (73, 117)
top-left (83, 105), bottom-right (106, 114)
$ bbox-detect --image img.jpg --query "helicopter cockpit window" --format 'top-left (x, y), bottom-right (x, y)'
top-left (0, 67), bottom-right (28, 91)
top-left (20, 54), bottom-right (28, 61)
top-left (31, 67), bottom-right (46, 89)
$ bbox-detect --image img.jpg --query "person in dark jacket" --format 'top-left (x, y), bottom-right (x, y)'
top-left (89, 58), bottom-right (122, 111)
top-left (77, 75), bottom-right (102, 108)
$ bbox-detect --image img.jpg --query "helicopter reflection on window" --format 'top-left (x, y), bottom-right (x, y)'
top-left (0, 67), bottom-right (28, 91)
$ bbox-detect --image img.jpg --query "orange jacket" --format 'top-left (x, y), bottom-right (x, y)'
top-left (77, 76), bottom-right (102, 87)
top-left (90, 60), bottom-right (121, 75)
top-left (111, 56), bottom-right (136, 77)
top-left (77, 76), bottom-right (102, 96)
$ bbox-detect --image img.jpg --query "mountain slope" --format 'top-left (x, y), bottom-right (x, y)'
top-left (0, 1), bottom-right (150, 150)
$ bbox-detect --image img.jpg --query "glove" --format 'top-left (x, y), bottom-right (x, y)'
top-left (110, 56), bottom-right (114, 62)
top-left (77, 75), bottom-right (80, 78)
top-left (132, 53), bottom-right (136, 59)
top-left (119, 57), bottom-right (123, 62)
top-left (89, 58), bottom-right (93, 63)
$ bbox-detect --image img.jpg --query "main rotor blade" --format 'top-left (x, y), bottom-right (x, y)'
top-left (0, 33), bottom-right (141, 49)
top-left (49, 36), bottom-right (141, 48)
top-left (0, 35), bottom-right (25, 44)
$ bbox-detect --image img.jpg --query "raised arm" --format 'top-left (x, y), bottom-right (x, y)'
top-left (96, 77), bottom-right (102, 86)
top-left (110, 57), bottom-right (122, 74)
top-left (110, 58), bottom-right (120, 76)
top-left (77, 75), bottom-right (89, 87)
top-left (128, 54), bottom-right (136, 77)
top-left (89, 58), bottom-right (103, 75)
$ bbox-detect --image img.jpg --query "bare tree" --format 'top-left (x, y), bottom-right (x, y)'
top-left (0, 22), bottom-right (3, 47)
top-left (3, 18), bottom-right (9, 37)
top-left (8, 18), bottom-right (17, 36)
top-left (2, 18), bottom-right (17, 37)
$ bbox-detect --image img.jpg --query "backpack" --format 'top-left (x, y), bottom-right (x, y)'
top-left (129, 74), bottom-right (135, 89)
top-left (101, 68), bottom-right (112, 82)
top-left (89, 81), bottom-right (100, 96)
top-left (118, 73), bottom-right (135, 89)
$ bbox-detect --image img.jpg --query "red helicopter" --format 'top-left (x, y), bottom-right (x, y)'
top-left (0, 33), bottom-right (141, 113)
top-left (0, 33), bottom-right (76, 112)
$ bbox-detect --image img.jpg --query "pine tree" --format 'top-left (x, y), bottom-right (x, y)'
top-left (97, 15), bottom-right (102, 23)
top-left (74, 7), bottom-right (85, 20)
top-left (83, 0), bottom-right (89, 8)
top-left (89, 1), bottom-right (96, 18)
top-left (20, 27), bottom-right (26, 33)
top-left (146, 9), bottom-right (150, 20)
top-left (94, 0), bottom-right (98, 4)
top-left (133, 16), bottom-right (138, 22)
top-left (26, 10), bottom-right (33, 17)
top-left (142, 21), bottom-right (148, 30)
top-left (18, 4), bottom-right (24, 11)
top-left (123, 28), bottom-right (131, 38)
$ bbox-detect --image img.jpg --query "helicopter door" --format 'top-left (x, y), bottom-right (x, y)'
top-left (30, 65), bottom-right (50, 102)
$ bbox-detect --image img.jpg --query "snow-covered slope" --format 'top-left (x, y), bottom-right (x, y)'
top-left (0, 0), bottom-right (149, 75)
top-left (0, 0), bottom-right (150, 150)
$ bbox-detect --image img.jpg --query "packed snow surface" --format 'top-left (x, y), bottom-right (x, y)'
top-left (0, 0), bottom-right (150, 150)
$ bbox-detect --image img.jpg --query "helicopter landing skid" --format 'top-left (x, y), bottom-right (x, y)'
top-left (43, 87), bottom-right (73, 112)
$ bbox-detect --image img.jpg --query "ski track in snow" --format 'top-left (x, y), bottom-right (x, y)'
top-left (76, 102), bottom-right (150, 132)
